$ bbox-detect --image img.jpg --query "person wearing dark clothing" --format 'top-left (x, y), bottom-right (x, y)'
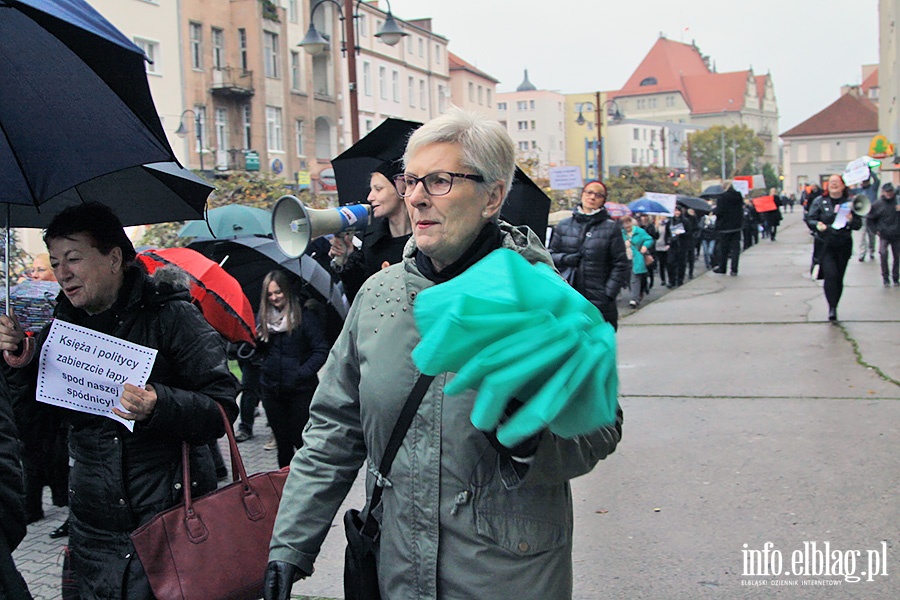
top-left (806, 175), bottom-right (863, 321)
top-left (765, 190), bottom-right (783, 241)
top-left (743, 201), bottom-right (760, 248)
top-left (638, 214), bottom-right (659, 289)
top-left (683, 209), bottom-right (700, 279)
top-left (869, 182), bottom-right (900, 286)
top-left (256, 271), bottom-right (329, 468)
top-left (0, 377), bottom-right (32, 600)
top-left (712, 185), bottom-right (744, 275)
top-left (0, 203), bottom-right (240, 599)
top-left (549, 180), bottom-right (630, 329)
top-left (330, 167), bottom-right (412, 304)
top-left (663, 206), bottom-right (693, 286)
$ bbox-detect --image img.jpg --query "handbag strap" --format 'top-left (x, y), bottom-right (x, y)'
top-left (180, 403), bottom-right (249, 515)
top-left (361, 373), bottom-right (434, 537)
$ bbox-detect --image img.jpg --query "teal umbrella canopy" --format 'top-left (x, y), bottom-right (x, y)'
top-left (179, 204), bottom-right (273, 239)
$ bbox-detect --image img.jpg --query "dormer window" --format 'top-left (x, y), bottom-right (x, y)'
top-left (639, 77), bottom-right (658, 86)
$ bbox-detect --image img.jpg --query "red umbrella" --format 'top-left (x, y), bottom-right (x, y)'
top-left (605, 202), bottom-right (632, 218)
top-left (136, 248), bottom-right (255, 346)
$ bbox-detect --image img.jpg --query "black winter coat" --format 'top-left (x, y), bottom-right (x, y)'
top-left (0, 381), bottom-right (26, 555)
top-left (869, 194), bottom-right (900, 240)
top-left (258, 310), bottom-right (329, 393)
top-left (6, 266), bottom-right (240, 599)
top-left (806, 195), bottom-right (862, 246)
top-left (338, 217), bottom-right (411, 303)
top-left (714, 188), bottom-right (744, 232)
top-left (549, 208), bottom-right (630, 320)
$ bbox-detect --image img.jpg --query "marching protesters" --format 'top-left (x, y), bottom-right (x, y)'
top-left (549, 179), bottom-right (630, 329)
top-left (264, 108), bottom-right (622, 599)
top-left (0, 376), bottom-right (32, 600)
top-left (329, 165), bottom-right (413, 304)
top-left (663, 205), bottom-right (693, 286)
top-left (255, 270), bottom-right (329, 468)
top-left (868, 182), bottom-right (900, 286)
top-left (806, 174), bottom-right (862, 321)
top-left (0, 202), bottom-right (239, 599)
top-left (621, 215), bottom-right (654, 308)
top-left (712, 184), bottom-right (743, 275)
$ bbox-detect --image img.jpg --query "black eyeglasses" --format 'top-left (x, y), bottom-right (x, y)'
top-left (392, 171), bottom-right (485, 197)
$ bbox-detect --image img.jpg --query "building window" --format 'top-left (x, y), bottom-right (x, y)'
top-left (435, 44), bottom-right (441, 63)
top-left (266, 106), bottom-right (283, 152)
top-left (189, 23), bottom-right (202, 70)
top-left (215, 107), bottom-right (228, 167)
top-left (365, 119), bottom-right (373, 133)
top-left (419, 80), bottom-right (426, 110)
top-left (477, 86), bottom-right (483, 105)
top-left (632, 148), bottom-right (638, 163)
top-left (408, 76), bottom-right (415, 107)
top-left (358, 14), bottom-right (367, 37)
top-left (530, 120), bottom-right (535, 129)
top-left (133, 38), bottom-right (159, 73)
top-left (633, 128), bottom-right (640, 140)
top-left (468, 82), bottom-right (474, 102)
top-left (194, 105), bottom-right (207, 153)
top-left (264, 32), bottom-right (280, 78)
top-left (363, 62), bottom-right (372, 96)
top-left (529, 100), bottom-right (535, 109)
top-left (438, 84), bottom-right (446, 112)
top-left (531, 140), bottom-right (537, 149)
top-left (418, 38), bottom-right (424, 57)
top-left (211, 28), bottom-right (224, 70)
top-left (649, 98), bottom-right (657, 108)
top-left (666, 95), bottom-right (674, 107)
top-left (242, 104), bottom-right (251, 149)
top-left (288, 0), bottom-right (298, 23)
top-left (392, 70), bottom-right (400, 102)
top-left (406, 35), bottom-right (412, 54)
top-left (379, 66), bottom-right (387, 99)
top-left (295, 119), bottom-right (305, 156)
top-left (239, 28), bottom-right (248, 72)
top-left (517, 101), bottom-right (527, 111)
top-left (498, 102), bottom-right (507, 111)
top-left (486, 89), bottom-right (492, 107)
top-left (518, 141), bottom-right (529, 151)
top-left (639, 77), bottom-right (658, 86)
top-left (291, 51), bottom-right (301, 91)
top-left (820, 143), bottom-right (830, 162)
top-left (517, 121), bottom-right (527, 131)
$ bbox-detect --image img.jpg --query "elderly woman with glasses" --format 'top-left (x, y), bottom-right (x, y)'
top-left (548, 180), bottom-right (630, 329)
top-left (264, 108), bottom-right (623, 600)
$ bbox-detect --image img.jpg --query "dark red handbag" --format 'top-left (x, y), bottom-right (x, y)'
top-left (131, 405), bottom-right (289, 600)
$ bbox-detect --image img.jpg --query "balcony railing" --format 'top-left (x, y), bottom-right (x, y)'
top-left (210, 67), bottom-right (254, 98)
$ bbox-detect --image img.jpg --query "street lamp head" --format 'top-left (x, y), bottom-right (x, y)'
top-left (375, 12), bottom-right (407, 46)
top-left (174, 121), bottom-right (189, 138)
top-left (575, 110), bottom-right (586, 126)
top-left (299, 22), bottom-right (330, 55)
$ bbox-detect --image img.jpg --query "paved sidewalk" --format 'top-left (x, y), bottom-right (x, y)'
top-left (14, 211), bottom-right (900, 599)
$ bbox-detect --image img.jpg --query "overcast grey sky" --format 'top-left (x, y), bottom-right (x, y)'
top-left (386, 0), bottom-right (879, 132)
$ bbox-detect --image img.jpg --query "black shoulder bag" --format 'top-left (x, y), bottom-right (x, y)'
top-left (343, 374), bottom-right (434, 600)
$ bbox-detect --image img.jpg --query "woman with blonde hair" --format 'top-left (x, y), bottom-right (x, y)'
top-left (256, 270), bottom-right (329, 468)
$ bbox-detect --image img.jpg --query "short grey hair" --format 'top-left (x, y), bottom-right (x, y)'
top-left (403, 106), bottom-right (516, 199)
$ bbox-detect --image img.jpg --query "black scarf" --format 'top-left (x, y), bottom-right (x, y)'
top-left (415, 222), bottom-right (503, 284)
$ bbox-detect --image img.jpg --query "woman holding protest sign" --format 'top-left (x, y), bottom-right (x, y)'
top-left (0, 203), bottom-right (239, 599)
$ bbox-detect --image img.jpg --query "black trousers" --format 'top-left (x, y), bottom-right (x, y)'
top-left (668, 244), bottom-right (688, 285)
top-left (820, 238), bottom-right (852, 310)
top-left (262, 387), bottom-right (315, 468)
top-left (656, 251), bottom-right (669, 284)
top-left (237, 362), bottom-right (260, 434)
top-left (716, 231), bottom-right (742, 274)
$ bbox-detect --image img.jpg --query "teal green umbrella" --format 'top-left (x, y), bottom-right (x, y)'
top-left (179, 204), bottom-right (272, 239)
top-left (412, 249), bottom-right (618, 447)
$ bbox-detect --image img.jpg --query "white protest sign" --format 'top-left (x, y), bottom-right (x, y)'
top-left (37, 320), bottom-right (157, 432)
top-left (732, 179), bottom-right (750, 196)
top-left (645, 192), bottom-right (677, 215)
top-left (843, 157), bottom-right (871, 187)
top-left (549, 166), bottom-right (583, 191)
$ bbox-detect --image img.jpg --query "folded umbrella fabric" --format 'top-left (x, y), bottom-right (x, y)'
top-left (412, 249), bottom-right (618, 447)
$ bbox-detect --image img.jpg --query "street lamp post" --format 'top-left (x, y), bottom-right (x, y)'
top-left (576, 95), bottom-right (623, 181)
top-left (299, 0), bottom-right (407, 144)
top-left (174, 109), bottom-right (204, 171)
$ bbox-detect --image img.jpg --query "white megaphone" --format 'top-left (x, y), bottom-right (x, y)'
top-left (851, 193), bottom-right (871, 216)
top-left (272, 195), bottom-right (372, 258)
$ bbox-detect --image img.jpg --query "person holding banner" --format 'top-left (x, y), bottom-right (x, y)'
top-left (805, 174), bottom-right (862, 321)
top-left (0, 203), bottom-right (240, 599)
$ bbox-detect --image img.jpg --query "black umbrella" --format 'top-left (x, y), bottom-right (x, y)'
top-left (700, 184), bottom-right (727, 199)
top-left (188, 236), bottom-right (349, 343)
top-left (332, 118), bottom-right (422, 205)
top-left (675, 195), bottom-right (712, 214)
top-left (501, 167), bottom-right (551, 236)
top-left (0, 0), bottom-right (212, 226)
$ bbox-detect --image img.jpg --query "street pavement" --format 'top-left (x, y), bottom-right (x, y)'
top-left (13, 211), bottom-right (900, 599)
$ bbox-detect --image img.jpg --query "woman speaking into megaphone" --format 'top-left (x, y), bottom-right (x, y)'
top-left (805, 173), bottom-right (862, 322)
top-left (329, 160), bottom-right (412, 303)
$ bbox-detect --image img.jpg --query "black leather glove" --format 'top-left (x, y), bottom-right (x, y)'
top-left (560, 253), bottom-right (581, 267)
top-left (263, 560), bottom-right (307, 600)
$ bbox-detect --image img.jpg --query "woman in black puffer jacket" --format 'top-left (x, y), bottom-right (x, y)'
top-left (256, 271), bottom-right (329, 468)
top-left (548, 180), bottom-right (630, 329)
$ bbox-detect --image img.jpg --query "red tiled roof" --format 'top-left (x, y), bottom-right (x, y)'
top-left (683, 71), bottom-right (750, 114)
top-left (448, 52), bottom-right (499, 83)
top-left (612, 38), bottom-right (710, 100)
top-left (861, 68), bottom-right (878, 93)
top-left (781, 92), bottom-right (878, 137)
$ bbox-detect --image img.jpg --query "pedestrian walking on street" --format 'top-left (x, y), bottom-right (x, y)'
top-left (263, 108), bottom-right (623, 600)
top-left (868, 182), bottom-right (900, 286)
top-left (664, 206), bottom-right (693, 286)
top-left (0, 203), bottom-right (240, 599)
top-left (621, 216), bottom-right (654, 307)
top-left (256, 270), bottom-right (329, 469)
top-left (549, 179), bottom-right (630, 329)
top-left (806, 174), bottom-right (862, 321)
